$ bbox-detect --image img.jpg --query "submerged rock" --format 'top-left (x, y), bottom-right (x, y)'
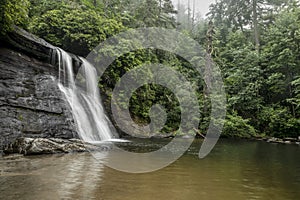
top-left (4, 137), bottom-right (104, 155)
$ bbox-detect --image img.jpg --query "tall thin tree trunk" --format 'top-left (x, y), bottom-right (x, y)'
top-left (176, 0), bottom-right (180, 30)
top-left (192, 0), bottom-right (195, 29)
top-left (253, 0), bottom-right (260, 52)
top-left (188, 0), bottom-right (191, 29)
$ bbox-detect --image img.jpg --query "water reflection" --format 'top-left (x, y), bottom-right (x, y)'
top-left (0, 140), bottom-right (299, 200)
top-left (0, 152), bottom-right (106, 200)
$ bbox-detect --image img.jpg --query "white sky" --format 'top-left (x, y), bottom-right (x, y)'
top-left (171, 0), bottom-right (216, 17)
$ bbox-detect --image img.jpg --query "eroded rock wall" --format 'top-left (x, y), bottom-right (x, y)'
top-left (0, 29), bottom-right (79, 150)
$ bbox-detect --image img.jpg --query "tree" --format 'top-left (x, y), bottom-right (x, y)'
top-left (261, 2), bottom-right (300, 121)
top-left (134, 0), bottom-right (177, 28)
top-left (204, 0), bottom-right (300, 138)
top-left (0, 0), bottom-right (30, 36)
top-left (28, 2), bottom-right (124, 56)
top-left (207, 0), bottom-right (289, 50)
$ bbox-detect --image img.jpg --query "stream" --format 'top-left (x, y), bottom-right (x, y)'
top-left (0, 139), bottom-right (299, 200)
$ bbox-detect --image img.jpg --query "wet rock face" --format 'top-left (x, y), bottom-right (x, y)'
top-left (0, 44), bottom-right (78, 150)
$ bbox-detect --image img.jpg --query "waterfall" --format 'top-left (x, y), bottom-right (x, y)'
top-left (56, 48), bottom-right (115, 142)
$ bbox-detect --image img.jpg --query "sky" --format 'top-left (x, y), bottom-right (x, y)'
top-left (171, 0), bottom-right (216, 17)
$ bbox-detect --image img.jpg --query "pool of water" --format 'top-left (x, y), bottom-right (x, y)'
top-left (0, 139), bottom-right (299, 200)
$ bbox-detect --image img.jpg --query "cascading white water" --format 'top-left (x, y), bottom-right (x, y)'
top-left (56, 48), bottom-right (114, 142)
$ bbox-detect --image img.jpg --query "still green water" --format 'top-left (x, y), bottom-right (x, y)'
top-left (0, 139), bottom-right (299, 200)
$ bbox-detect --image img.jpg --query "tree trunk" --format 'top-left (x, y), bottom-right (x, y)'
top-left (253, 0), bottom-right (260, 52)
top-left (188, 0), bottom-right (191, 29)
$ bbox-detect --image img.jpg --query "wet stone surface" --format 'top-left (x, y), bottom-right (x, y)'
top-left (0, 30), bottom-right (79, 150)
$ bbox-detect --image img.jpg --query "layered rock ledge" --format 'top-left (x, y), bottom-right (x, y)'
top-left (0, 28), bottom-right (85, 151)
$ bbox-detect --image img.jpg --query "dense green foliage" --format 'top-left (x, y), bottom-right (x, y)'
top-left (0, 0), bottom-right (30, 36)
top-left (28, 0), bottom-right (124, 56)
top-left (207, 0), bottom-right (300, 138)
top-left (1, 0), bottom-right (299, 138)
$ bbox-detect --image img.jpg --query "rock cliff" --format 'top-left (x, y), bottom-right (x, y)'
top-left (0, 27), bottom-right (81, 151)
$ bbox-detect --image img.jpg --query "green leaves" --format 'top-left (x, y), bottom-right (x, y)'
top-left (223, 112), bottom-right (257, 138)
top-left (208, 0), bottom-right (300, 138)
top-left (3, 0), bottom-right (298, 138)
top-left (28, 3), bottom-right (124, 56)
top-left (0, 0), bottom-right (30, 36)
top-left (258, 106), bottom-right (300, 137)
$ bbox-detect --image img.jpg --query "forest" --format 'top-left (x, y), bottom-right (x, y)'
top-left (1, 0), bottom-right (299, 139)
